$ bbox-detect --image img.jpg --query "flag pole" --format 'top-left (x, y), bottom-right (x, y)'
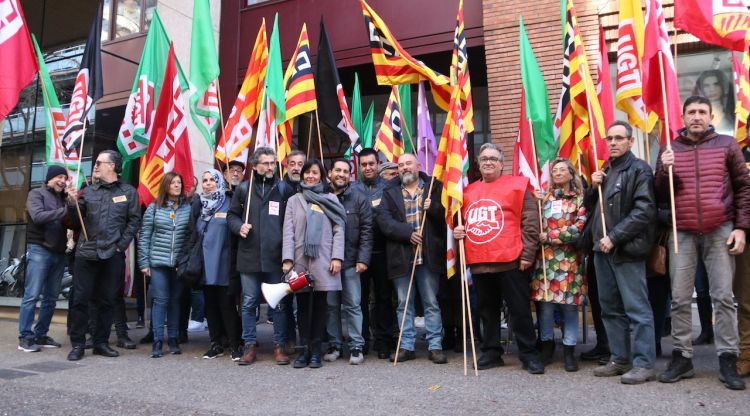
top-left (214, 79), bottom-right (231, 190)
top-left (75, 118), bottom-right (91, 188)
top-left (38, 74), bottom-right (88, 241)
top-left (243, 170), bottom-right (255, 224)
top-left (527, 118), bottom-right (550, 302)
top-left (457, 215), bottom-right (478, 376)
top-left (658, 51), bottom-right (679, 254)
top-left (314, 109), bottom-right (324, 162)
top-left (580, 64), bottom-right (607, 237)
top-left (306, 112), bottom-right (314, 158)
top-left (458, 219), bottom-right (467, 376)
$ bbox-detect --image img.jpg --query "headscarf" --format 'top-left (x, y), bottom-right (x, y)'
top-left (299, 182), bottom-right (346, 258)
top-left (200, 169), bottom-right (226, 221)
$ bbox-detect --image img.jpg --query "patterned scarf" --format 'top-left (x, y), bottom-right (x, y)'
top-left (200, 169), bottom-right (226, 221)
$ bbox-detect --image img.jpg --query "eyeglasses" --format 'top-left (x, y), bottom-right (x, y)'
top-left (605, 135), bottom-right (630, 142)
top-left (479, 157), bottom-right (501, 164)
top-left (94, 160), bottom-right (113, 167)
top-left (227, 167), bottom-right (244, 174)
top-left (255, 161), bottom-right (275, 167)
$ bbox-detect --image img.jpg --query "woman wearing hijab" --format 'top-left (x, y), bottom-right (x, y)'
top-left (195, 169), bottom-right (243, 361)
top-left (282, 159), bottom-right (346, 368)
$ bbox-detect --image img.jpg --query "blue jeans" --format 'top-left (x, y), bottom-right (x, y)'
top-left (190, 290), bottom-right (205, 322)
top-left (393, 266), bottom-right (443, 351)
top-left (594, 252), bottom-right (656, 369)
top-left (538, 302), bottom-right (579, 346)
top-left (326, 267), bottom-right (365, 349)
top-left (18, 244), bottom-right (66, 340)
top-left (240, 272), bottom-right (287, 346)
top-left (150, 267), bottom-right (183, 340)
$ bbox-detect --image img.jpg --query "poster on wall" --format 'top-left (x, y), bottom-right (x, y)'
top-left (676, 50), bottom-right (736, 136)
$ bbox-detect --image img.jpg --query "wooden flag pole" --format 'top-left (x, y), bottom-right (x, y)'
top-left (306, 113), bottom-right (314, 158)
top-left (527, 118), bottom-right (550, 301)
top-left (214, 79), bottom-right (231, 189)
top-left (459, 222), bottom-right (467, 376)
top-left (658, 51), bottom-right (679, 254)
top-left (580, 64), bottom-right (607, 237)
top-left (314, 108), bottom-right (324, 162)
top-left (457, 215), bottom-right (478, 376)
top-left (243, 171), bottom-right (255, 224)
top-left (642, 129), bottom-right (651, 164)
top-left (75, 117), bottom-right (90, 188)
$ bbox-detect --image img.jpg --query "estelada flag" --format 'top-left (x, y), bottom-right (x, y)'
top-left (0, 0), bottom-right (37, 121)
top-left (375, 86), bottom-right (404, 162)
top-left (138, 44), bottom-right (194, 207)
top-left (674, 0), bottom-right (749, 52)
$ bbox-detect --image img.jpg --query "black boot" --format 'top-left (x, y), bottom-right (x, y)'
top-left (539, 340), bottom-right (555, 365)
top-left (151, 341), bottom-right (163, 358)
top-left (563, 345), bottom-right (578, 372)
top-left (659, 350), bottom-right (694, 383)
top-left (718, 353), bottom-right (746, 390)
top-left (694, 296), bottom-right (714, 345)
top-left (168, 338), bottom-right (182, 355)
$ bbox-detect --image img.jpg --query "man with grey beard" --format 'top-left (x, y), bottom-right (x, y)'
top-left (283, 150), bottom-right (306, 194)
top-left (376, 153), bottom-right (447, 364)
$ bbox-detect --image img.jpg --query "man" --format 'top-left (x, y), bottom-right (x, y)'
top-left (376, 153), bottom-right (447, 364)
top-left (66, 150), bottom-right (140, 361)
top-left (280, 150), bottom-right (305, 348)
top-left (18, 166), bottom-right (70, 352)
top-left (452, 143), bottom-right (544, 374)
top-left (656, 96), bottom-right (750, 390)
top-left (224, 160), bottom-right (245, 188)
top-left (323, 158), bottom-right (373, 364)
top-left (283, 150), bottom-right (306, 193)
top-left (353, 148), bottom-right (396, 359)
top-left (228, 147), bottom-right (294, 365)
top-left (378, 161), bottom-right (398, 181)
top-left (586, 121), bottom-right (657, 384)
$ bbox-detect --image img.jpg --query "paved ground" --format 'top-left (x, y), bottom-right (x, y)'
top-left (0, 316), bottom-right (747, 415)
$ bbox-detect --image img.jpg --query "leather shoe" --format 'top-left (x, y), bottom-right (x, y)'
top-left (92, 343), bottom-right (120, 357)
top-left (67, 346), bottom-right (84, 361)
top-left (238, 344), bottom-right (257, 366)
top-left (522, 358), bottom-right (545, 375)
top-left (117, 335), bottom-right (137, 350)
top-left (274, 345), bottom-right (290, 365)
top-left (377, 351), bottom-right (390, 360)
top-left (389, 349), bottom-right (416, 363)
top-left (428, 349), bottom-right (448, 364)
top-left (309, 353), bottom-right (322, 368)
top-left (476, 349), bottom-right (504, 370)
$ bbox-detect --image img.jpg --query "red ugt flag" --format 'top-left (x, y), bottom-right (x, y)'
top-left (674, 0), bottom-right (749, 52)
top-left (0, 0), bottom-right (38, 121)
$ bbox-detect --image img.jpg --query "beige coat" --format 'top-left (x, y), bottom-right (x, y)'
top-left (282, 193), bottom-right (345, 291)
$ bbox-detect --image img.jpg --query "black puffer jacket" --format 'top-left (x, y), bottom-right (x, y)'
top-left (583, 151), bottom-right (656, 263)
top-left (68, 180), bottom-right (141, 260)
top-left (376, 172), bottom-right (446, 279)
top-left (337, 185), bottom-right (374, 269)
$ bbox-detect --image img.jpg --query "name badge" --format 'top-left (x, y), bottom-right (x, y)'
top-left (550, 200), bottom-right (563, 215)
top-left (371, 198), bottom-right (381, 207)
top-left (310, 203), bottom-right (323, 213)
top-left (214, 212), bottom-right (227, 219)
top-left (269, 201), bottom-right (280, 216)
top-left (112, 195), bottom-right (128, 203)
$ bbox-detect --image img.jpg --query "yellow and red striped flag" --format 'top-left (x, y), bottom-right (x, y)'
top-left (279, 23), bottom-right (317, 168)
top-left (375, 86), bottom-right (405, 162)
top-left (215, 19), bottom-right (268, 166)
top-left (733, 38), bottom-right (749, 147)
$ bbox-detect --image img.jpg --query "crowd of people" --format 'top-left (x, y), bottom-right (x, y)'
top-left (15, 95), bottom-right (750, 391)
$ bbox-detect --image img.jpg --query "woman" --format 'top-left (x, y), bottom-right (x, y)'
top-left (693, 69), bottom-right (735, 135)
top-left (138, 172), bottom-right (192, 358)
top-left (282, 159), bottom-right (346, 369)
top-left (196, 169), bottom-right (243, 361)
top-left (531, 158), bottom-right (587, 372)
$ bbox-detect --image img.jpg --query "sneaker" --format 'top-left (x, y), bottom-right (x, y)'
top-left (231, 347), bottom-right (243, 362)
top-left (621, 367), bottom-right (656, 384)
top-left (658, 351), bottom-right (694, 383)
top-left (323, 346), bottom-right (341, 362)
top-left (349, 348), bottom-right (365, 365)
top-left (594, 361), bottom-right (632, 377)
top-left (18, 338), bottom-right (41, 353)
top-left (187, 320), bottom-right (206, 332)
top-left (35, 336), bottom-right (62, 348)
top-left (415, 317), bottom-right (425, 328)
top-left (202, 343), bottom-right (225, 359)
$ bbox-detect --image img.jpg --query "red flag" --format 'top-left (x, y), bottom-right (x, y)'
top-left (513, 91), bottom-right (540, 192)
top-left (643, 0), bottom-right (684, 144)
top-left (596, 23), bottom-right (615, 130)
top-left (0, 0), bottom-right (38, 120)
top-left (138, 44), bottom-right (194, 206)
top-left (674, 0), bottom-right (749, 52)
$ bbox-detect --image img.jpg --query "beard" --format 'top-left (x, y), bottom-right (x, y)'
top-left (400, 171), bottom-right (417, 185)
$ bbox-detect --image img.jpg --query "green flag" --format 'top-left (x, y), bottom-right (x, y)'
top-left (33, 35), bottom-right (64, 167)
top-left (352, 72), bottom-right (363, 138)
top-left (519, 17), bottom-right (556, 167)
top-left (397, 84), bottom-right (413, 153)
top-left (362, 102), bottom-right (375, 149)
top-left (189, 0), bottom-right (221, 149)
top-left (265, 13), bottom-right (286, 121)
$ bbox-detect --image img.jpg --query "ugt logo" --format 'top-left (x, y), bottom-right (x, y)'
top-left (466, 199), bottom-right (504, 245)
top-left (0, 0), bottom-right (23, 45)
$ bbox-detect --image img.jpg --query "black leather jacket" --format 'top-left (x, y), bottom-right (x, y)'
top-left (583, 151), bottom-right (656, 263)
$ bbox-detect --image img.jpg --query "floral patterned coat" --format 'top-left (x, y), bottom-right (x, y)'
top-left (531, 188), bottom-right (587, 305)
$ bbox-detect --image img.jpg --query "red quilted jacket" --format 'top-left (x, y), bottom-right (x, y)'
top-left (655, 129), bottom-right (750, 233)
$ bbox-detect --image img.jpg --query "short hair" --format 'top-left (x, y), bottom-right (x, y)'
top-left (358, 148), bottom-right (379, 161)
top-left (300, 159), bottom-right (329, 186)
top-left (683, 95), bottom-right (712, 114)
top-left (251, 147), bottom-right (276, 166)
top-left (479, 142), bottom-right (504, 163)
top-left (100, 150), bottom-right (123, 174)
top-left (288, 150), bottom-right (306, 161)
top-left (607, 120), bottom-right (633, 137)
top-left (156, 172), bottom-right (184, 207)
top-left (330, 158), bottom-right (352, 172)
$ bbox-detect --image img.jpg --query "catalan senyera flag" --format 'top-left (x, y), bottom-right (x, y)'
top-left (449, 0), bottom-right (474, 133)
top-left (375, 86), bottom-right (404, 162)
top-left (279, 23), bottom-right (317, 167)
top-left (138, 44), bottom-right (194, 207)
top-left (554, 0), bottom-right (607, 179)
top-left (674, 0), bottom-right (750, 52)
top-left (733, 43), bottom-right (749, 147)
top-left (215, 19), bottom-right (268, 165)
top-left (616, 0), bottom-right (654, 132)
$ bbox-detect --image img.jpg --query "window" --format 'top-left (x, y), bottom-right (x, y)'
top-left (102, 0), bottom-right (157, 41)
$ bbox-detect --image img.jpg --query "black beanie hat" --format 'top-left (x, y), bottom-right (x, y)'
top-left (45, 165), bottom-right (68, 183)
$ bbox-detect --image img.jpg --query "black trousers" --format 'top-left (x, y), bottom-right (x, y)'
top-left (179, 284), bottom-right (192, 339)
top-left (204, 284), bottom-right (242, 348)
top-left (473, 270), bottom-right (539, 361)
top-left (87, 263), bottom-right (128, 338)
top-left (647, 276), bottom-right (670, 350)
top-left (361, 251), bottom-right (396, 352)
top-left (439, 274), bottom-right (464, 342)
top-left (297, 290), bottom-right (327, 355)
top-left (586, 256), bottom-right (609, 349)
top-left (69, 254), bottom-right (125, 346)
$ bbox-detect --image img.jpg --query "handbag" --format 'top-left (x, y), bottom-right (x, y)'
top-left (176, 218), bottom-right (204, 288)
top-left (646, 232), bottom-right (668, 277)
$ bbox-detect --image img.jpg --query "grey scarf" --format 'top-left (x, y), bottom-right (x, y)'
top-left (300, 183), bottom-right (346, 259)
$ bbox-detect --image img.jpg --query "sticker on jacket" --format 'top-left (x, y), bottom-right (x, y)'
top-left (269, 201), bottom-right (280, 216)
top-left (214, 212), bottom-right (227, 219)
top-left (112, 195), bottom-right (128, 203)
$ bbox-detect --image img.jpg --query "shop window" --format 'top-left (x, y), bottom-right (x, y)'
top-left (0, 144), bottom-right (32, 224)
top-left (102, 0), bottom-right (157, 41)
